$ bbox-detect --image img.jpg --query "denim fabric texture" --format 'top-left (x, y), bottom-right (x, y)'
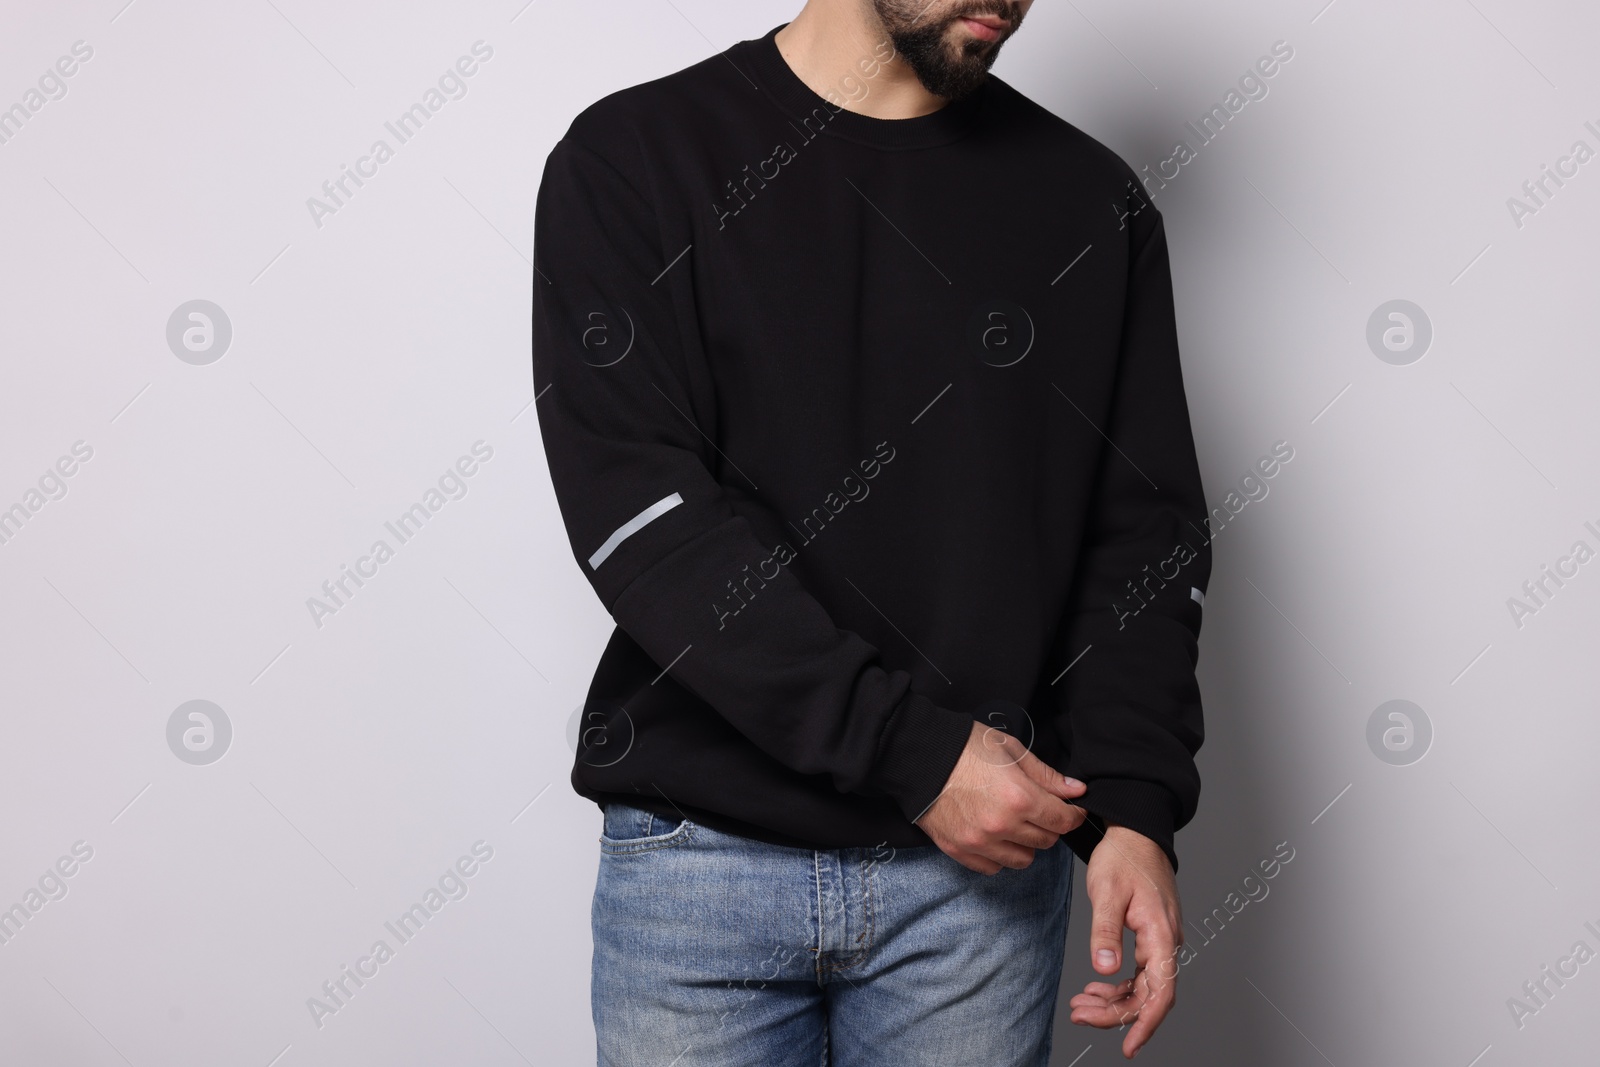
top-left (591, 800), bottom-right (1074, 1066)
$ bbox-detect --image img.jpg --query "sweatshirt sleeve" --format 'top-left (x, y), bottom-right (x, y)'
top-left (531, 134), bottom-right (974, 825)
top-left (1053, 208), bottom-right (1210, 874)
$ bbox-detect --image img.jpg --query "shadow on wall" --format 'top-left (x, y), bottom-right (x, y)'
top-left (1040, 38), bottom-right (1305, 1066)
top-left (1048, 602), bottom-right (1281, 1067)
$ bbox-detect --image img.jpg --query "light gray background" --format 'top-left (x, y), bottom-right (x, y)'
top-left (2, 1), bottom-right (1596, 1064)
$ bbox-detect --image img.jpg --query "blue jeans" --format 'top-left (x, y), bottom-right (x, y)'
top-left (591, 801), bottom-right (1074, 1066)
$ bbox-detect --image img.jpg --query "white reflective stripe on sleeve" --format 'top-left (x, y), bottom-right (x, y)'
top-left (588, 492), bottom-right (684, 570)
top-left (1190, 587), bottom-right (1205, 606)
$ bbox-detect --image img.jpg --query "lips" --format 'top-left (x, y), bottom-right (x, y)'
top-left (958, 15), bottom-right (1008, 42)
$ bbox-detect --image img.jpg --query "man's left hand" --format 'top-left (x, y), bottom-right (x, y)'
top-left (1068, 824), bottom-right (1183, 1059)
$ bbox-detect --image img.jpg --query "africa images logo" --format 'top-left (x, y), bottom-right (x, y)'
top-left (166, 300), bottom-right (232, 365)
top-left (1366, 300), bottom-right (1432, 366)
top-left (166, 700), bottom-right (232, 765)
top-left (967, 299), bottom-right (1034, 367)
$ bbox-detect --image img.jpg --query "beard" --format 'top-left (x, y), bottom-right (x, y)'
top-left (870, 0), bottom-right (1022, 100)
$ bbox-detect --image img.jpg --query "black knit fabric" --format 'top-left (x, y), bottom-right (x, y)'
top-left (532, 23), bottom-right (1211, 871)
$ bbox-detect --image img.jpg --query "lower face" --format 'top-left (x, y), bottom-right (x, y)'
top-left (871, 1), bottom-right (1022, 100)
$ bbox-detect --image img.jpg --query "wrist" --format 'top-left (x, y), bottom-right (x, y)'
top-left (1102, 822), bottom-right (1166, 858)
top-left (1065, 778), bottom-right (1182, 872)
top-left (1100, 825), bottom-right (1177, 870)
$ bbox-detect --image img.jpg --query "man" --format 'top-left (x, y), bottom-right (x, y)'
top-left (532, 1), bottom-right (1211, 1062)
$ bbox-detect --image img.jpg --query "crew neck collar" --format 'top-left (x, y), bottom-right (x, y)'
top-left (737, 22), bottom-right (991, 150)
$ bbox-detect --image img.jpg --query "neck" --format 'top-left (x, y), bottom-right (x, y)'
top-left (775, 2), bottom-right (951, 120)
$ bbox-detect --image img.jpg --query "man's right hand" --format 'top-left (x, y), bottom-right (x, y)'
top-left (915, 718), bottom-right (1088, 874)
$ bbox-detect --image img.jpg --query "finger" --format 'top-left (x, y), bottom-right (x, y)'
top-left (1068, 992), bottom-right (1141, 1030)
top-left (1074, 980), bottom-right (1136, 1000)
top-left (1113, 906), bottom-right (1179, 1054)
top-left (1027, 797), bottom-right (1088, 836)
top-left (1002, 822), bottom-right (1059, 851)
top-left (1088, 876), bottom-right (1133, 976)
top-left (1124, 936), bottom-right (1180, 1055)
top-left (998, 812), bottom-right (1062, 857)
top-left (1123, 977), bottom-right (1174, 1056)
top-left (1120, 970), bottom-right (1172, 1056)
top-left (976, 840), bottom-right (1038, 871)
top-left (1070, 1009), bottom-right (1131, 1029)
top-left (1070, 978), bottom-right (1137, 1005)
top-left (1069, 996), bottom-right (1137, 1022)
top-left (1018, 751), bottom-right (1086, 800)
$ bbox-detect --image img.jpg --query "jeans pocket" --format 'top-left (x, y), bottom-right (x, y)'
top-left (599, 801), bottom-right (693, 854)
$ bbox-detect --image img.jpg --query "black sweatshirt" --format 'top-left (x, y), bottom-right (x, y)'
top-left (532, 23), bottom-right (1211, 871)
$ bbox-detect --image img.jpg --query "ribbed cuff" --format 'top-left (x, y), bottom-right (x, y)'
top-left (1061, 778), bottom-right (1181, 872)
top-left (869, 691), bottom-right (973, 825)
